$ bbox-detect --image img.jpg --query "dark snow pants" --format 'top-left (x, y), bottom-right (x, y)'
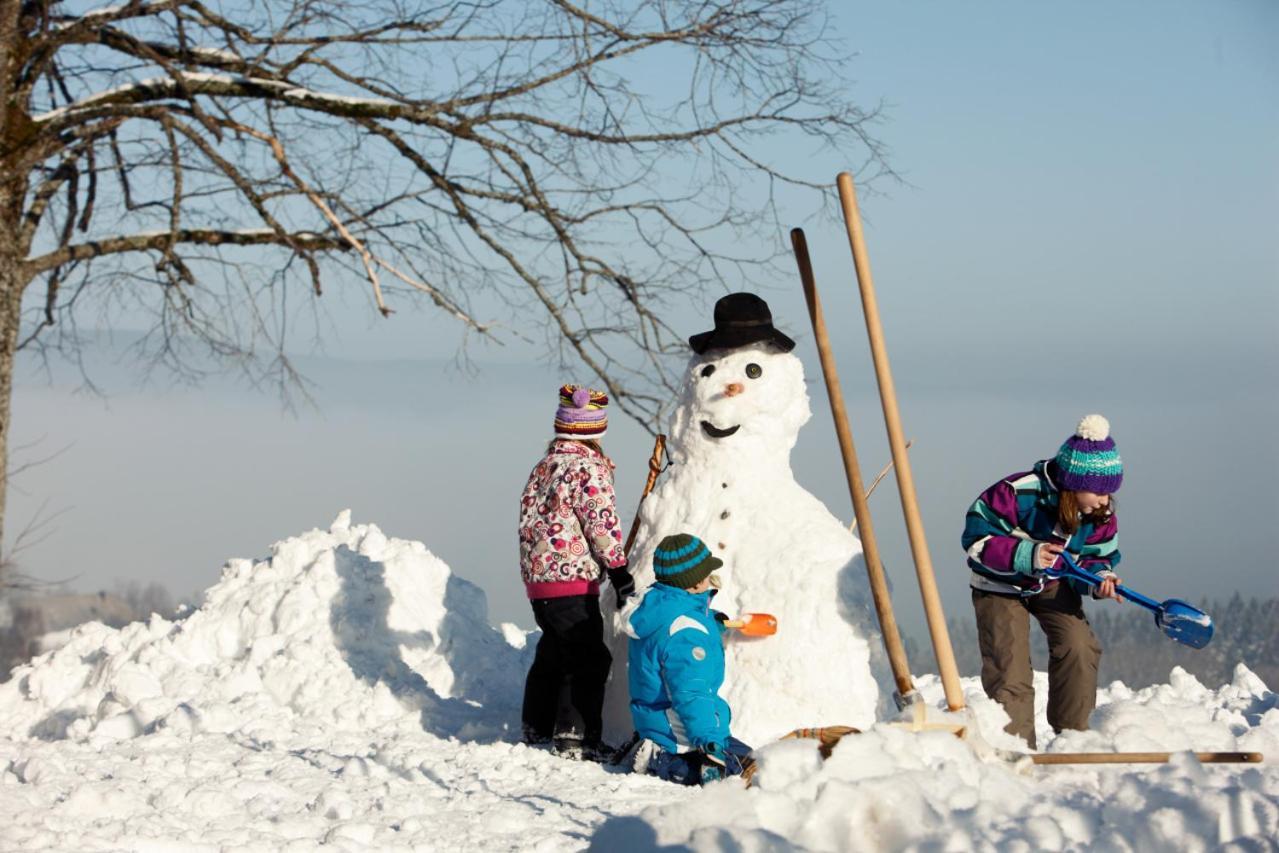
top-left (972, 581), bottom-right (1102, 750)
top-left (522, 593), bottom-right (612, 745)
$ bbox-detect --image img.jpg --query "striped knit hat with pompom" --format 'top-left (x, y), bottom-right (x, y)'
top-left (1054, 414), bottom-right (1123, 494)
top-left (652, 533), bottom-right (722, 589)
top-left (554, 384), bottom-right (608, 439)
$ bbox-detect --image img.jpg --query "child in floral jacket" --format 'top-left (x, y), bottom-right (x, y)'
top-left (518, 385), bottom-right (635, 760)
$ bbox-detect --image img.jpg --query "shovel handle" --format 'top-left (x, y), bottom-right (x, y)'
top-left (723, 613), bottom-right (777, 636)
top-left (1053, 553), bottom-right (1162, 612)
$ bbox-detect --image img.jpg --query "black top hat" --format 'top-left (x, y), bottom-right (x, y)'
top-left (688, 292), bottom-right (796, 355)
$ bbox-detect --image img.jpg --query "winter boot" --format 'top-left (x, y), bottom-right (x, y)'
top-left (629, 738), bottom-right (660, 775)
top-left (521, 723), bottom-right (552, 747)
top-left (582, 739), bottom-right (618, 764)
top-left (552, 735), bottom-right (586, 760)
top-left (606, 732), bottom-right (642, 766)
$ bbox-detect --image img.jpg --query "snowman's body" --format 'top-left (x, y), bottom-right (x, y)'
top-left (602, 344), bottom-right (881, 746)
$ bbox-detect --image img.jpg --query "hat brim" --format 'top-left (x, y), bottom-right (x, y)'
top-left (657, 554), bottom-right (723, 589)
top-left (688, 327), bottom-right (796, 355)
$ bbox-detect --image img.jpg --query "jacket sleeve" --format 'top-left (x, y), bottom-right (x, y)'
top-left (1071, 514), bottom-right (1121, 595)
top-left (572, 458), bottom-right (627, 570)
top-left (961, 479), bottom-right (1039, 577)
top-left (662, 626), bottom-right (728, 749)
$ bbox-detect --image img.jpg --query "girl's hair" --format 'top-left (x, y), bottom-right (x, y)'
top-left (1058, 490), bottom-right (1115, 535)
top-left (547, 437), bottom-right (604, 456)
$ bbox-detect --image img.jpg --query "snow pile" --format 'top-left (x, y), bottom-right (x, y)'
top-left (593, 667), bottom-right (1279, 851)
top-left (0, 514), bottom-right (688, 851)
top-left (2, 512), bottom-right (1276, 851)
top-left (0, 511), bottom-right (531, 744)
top-left (604, 344), bottom-right (881, 745)
top-left (1055, 664), bottom-right (1279, 756)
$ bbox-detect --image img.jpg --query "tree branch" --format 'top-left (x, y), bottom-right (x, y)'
top-left (25, 228), bottom-right (346, 275)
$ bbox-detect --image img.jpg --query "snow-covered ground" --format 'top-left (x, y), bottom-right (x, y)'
top-left (2, 515), bottom-right (1276, 851)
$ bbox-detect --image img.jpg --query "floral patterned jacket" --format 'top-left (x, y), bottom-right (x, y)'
top-left (519, 440), bottom-right (627, 599)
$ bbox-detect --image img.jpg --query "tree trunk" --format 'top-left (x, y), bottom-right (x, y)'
top-left (0, 0), bottom-right (16, 561)
top-left (1, 0), bottom-right (31, 562)
top-left (0, 244), bottom-right (25, 556)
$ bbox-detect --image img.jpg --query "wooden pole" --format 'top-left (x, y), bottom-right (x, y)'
top-left (835, 172), bottom-right (965, 712)
top-left (624, 434), bottom-right (666, 557)
top-left (791, 228), bottom-right (915, 701)
top-left (1031, 751), bottom-right (1263, 766)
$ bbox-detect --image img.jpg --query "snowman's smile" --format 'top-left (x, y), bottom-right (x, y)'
top-left (701, 420), bottom-right (740, 439)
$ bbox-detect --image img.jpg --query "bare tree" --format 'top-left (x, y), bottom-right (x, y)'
top-left (0, 0), bottom-right (889, 560)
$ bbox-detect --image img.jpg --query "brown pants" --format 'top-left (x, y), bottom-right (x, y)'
top-left (972, 583), bottom-right (1102, 750)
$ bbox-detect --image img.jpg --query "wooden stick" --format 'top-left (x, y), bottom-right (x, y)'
top-left (791, 228), bottom-right (915, 700)
top-left (865, 440), bottom-right (911, 500)
top-left (850, 440), bottom-right (913, 532)
top-left (623, 434), bottom-right (666, 557)
top-left (835, 172), bottom-right (965, 712)
top-left (1032, 752), bottom-right (1263, 766)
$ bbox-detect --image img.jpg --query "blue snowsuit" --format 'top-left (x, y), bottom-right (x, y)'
top-left (626, 583), bottom-right (750, 783)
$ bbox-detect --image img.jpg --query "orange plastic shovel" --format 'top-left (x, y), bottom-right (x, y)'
top-left (723, 613), bottom-right (777, 636)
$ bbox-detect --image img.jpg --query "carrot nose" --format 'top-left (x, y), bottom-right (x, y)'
top-left (725, 382), bottom-right (744, 397)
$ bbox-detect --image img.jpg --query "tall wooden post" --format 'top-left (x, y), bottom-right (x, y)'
top-left (835, 172), bottom-right (965, 711)
top-left (791, 228), bottom-right (916, 702)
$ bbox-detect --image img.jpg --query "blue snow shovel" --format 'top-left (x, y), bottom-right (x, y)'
top-left (1047, 552), bottom-right (1214, 649)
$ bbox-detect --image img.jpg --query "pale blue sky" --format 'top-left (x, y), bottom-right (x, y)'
top-left (10, 1), bottom-right (1277, 656)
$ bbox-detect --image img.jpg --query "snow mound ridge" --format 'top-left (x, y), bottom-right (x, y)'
top-left (0, 512), bottom-right (531, 744)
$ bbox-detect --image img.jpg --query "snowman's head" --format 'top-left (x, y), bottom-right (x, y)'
top-left (670, 344), bottom-right (811, 458)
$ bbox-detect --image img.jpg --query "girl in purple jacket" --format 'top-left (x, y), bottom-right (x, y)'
top-left (961, 414), bottom-right (1124, 749)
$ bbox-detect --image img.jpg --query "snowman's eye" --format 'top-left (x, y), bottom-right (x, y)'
top-left (745, 363), bottom-right (763, 379)
top-left (700, 364), bottom-right (716, 378)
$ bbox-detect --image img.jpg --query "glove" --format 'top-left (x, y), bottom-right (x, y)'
top-left (697, 741), bottom-right (727, 784)
top-left (607, 565), bottom-right (636, 608)
top-left (712, 610), bottom-right (729, 626)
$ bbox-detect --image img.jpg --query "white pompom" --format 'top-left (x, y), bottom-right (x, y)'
top-left (1076, 414), bottom-right (1110, 441)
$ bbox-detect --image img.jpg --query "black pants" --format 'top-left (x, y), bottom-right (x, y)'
top-left (521, 594), bottom-right (612, 744)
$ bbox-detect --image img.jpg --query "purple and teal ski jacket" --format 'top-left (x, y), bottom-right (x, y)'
top-left (961, 459), bottom-right (1120, 597)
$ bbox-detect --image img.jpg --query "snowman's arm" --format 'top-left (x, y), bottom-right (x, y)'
top-left (662, 628), bottom-right (729, 749)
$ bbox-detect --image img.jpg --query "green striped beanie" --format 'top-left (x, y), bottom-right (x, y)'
top-left (652, 533), bottom-right (722, 589)
top-left (1054, 413), bottom-right (1123, 495)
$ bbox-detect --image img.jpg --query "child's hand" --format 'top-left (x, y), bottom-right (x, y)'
top-left (607, 565), bottom-right (636, 607)
top-left (1095, 573), bottom-right (1123, 601)
top-left (697, 742), bottom-right (727, 783)
top-left (1036, 542), bottom-right (1064, 570)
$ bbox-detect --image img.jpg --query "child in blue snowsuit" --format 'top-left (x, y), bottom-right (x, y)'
top-left (625, 533), bottom-right (752, 785)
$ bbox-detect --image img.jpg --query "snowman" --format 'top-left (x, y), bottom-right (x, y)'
top-left (602, 292), bottom-right (881, 747)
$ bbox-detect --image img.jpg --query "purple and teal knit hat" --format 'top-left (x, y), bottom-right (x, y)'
top-left (652, 533), bottom-right (722, 589)
top-left (554, 384), bottom-right (608, 439)
top-left (1055, 414), bottom-right (1123, 494)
